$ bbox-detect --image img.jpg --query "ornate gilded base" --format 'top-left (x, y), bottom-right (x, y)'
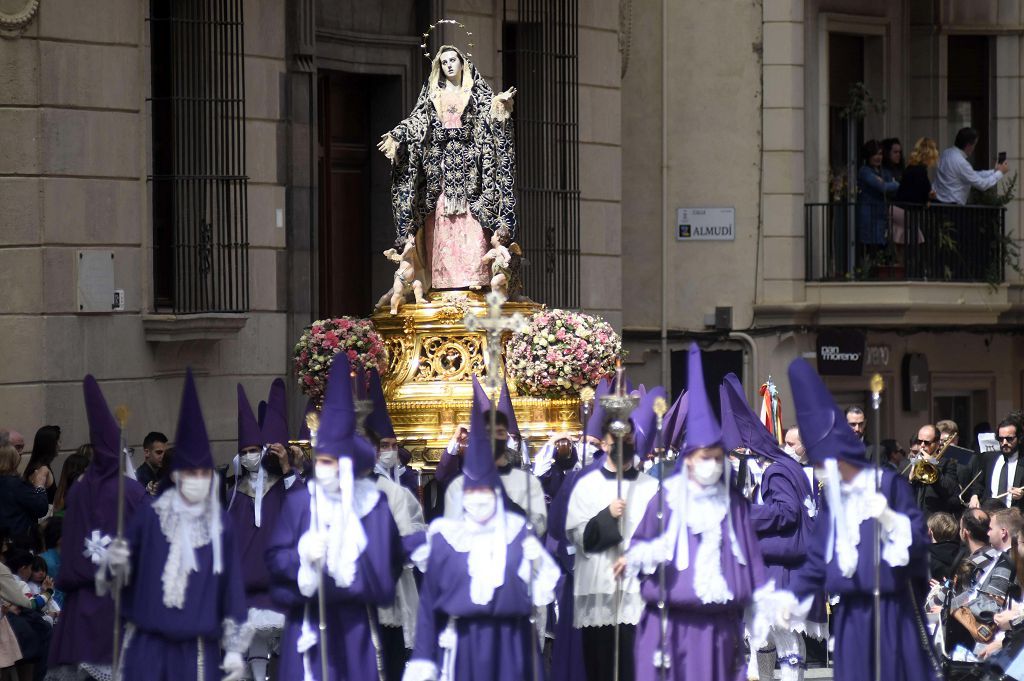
top-left (371, 291), bottom-right (582, 469)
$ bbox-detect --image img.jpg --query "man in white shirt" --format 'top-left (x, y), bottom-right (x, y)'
top-left (975, 418), bottom-right (1024, 510)
top-left (933, 127), bottom-right (1009, 204)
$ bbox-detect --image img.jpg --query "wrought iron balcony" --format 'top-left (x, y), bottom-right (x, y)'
top-left (804, 202), bottom-right (1008, 284)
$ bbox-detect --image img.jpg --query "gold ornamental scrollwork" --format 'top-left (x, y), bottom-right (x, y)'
top-left (415, 336), bottom-right (485, 382)
top-left (0, 0), bottom-right (40, 38)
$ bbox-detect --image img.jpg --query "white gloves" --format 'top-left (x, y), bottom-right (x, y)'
top-left (298, 530), bottom-right (327, 565)
top-left (865, 492), bottom-right (899, 532)
top-left (107, 538), bottom-right (131, 570)
top-left (220, 651), bottom-right (245, 681)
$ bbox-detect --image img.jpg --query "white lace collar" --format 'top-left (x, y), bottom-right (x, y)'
top-left (153, 478), bottom-right (223, 609)
top-left (414, 500), bottom-right (525, 605)
top-left (305, 461), bottom-right (381, 590)
top-left (664, 476), bottom-right (736, 603)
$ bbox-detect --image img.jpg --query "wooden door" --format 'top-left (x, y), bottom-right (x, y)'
top-left (318, 71), bottom-right (373, 317)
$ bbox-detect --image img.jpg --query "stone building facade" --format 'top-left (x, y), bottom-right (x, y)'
top-left (5, 0), bottom-right (1024, 466)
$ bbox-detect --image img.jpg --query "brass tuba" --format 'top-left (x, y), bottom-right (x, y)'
top-left (909, 430), bottom-right (957, 485)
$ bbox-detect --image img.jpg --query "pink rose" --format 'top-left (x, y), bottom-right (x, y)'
top-left (347, 349), bottom-right (358, 361)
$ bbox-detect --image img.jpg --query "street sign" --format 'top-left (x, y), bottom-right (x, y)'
top-left (676, 207), bottom-right (735, 241)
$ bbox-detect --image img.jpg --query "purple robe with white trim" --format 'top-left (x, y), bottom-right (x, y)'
top-left (265, 484), bottom-right (403, 681)
top-left (630, 483), bottom-right (767, 681)
top-left (120, 494), bottom-right (248, 681)
top-left (225, 474), bottom-right (291, 611)
top-left (410, 523), bottom-right (545, 681)
top-left (48, 473), bottom-right (147, 668)
top-left (787, 468), bottom-right (941, 681)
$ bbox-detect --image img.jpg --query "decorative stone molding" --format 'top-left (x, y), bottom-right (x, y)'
top-left (0, 0), bottom-right (40, 39)
top-left (142, 313), bottom-right (248, 342)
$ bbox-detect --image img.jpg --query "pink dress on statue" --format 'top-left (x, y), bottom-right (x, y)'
top-left (426, 91), bottom-right (491, 289)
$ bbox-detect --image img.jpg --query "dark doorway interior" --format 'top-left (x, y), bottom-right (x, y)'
top-left (317, 70), bottom-right (401, 318)
top-left (948, 35), bottom-right (992, 171)
top-left (671, 347), bottom-right (744, 422)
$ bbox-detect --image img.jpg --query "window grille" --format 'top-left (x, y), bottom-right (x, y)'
top-left (502, 0), bottom-right (580, 308)
top-left (149, 0), bottom-right (249, 313)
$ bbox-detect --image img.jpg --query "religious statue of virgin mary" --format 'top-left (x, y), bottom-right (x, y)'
top-left (378, 43), bottom-right (517, 291)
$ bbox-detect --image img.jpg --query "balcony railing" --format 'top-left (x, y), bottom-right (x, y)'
top-left (804, 202), bottom-right (1007, 283)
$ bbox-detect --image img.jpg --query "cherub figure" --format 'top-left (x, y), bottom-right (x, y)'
top-left (481, 232), bottom-right (518, 298)
top-left (378, 235), bottom-right (426, 315)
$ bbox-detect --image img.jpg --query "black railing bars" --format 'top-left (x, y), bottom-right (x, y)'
top-left (149, 0), bottom-right (249, 314)
top-left (805, 202), bottom-right (1007, 284)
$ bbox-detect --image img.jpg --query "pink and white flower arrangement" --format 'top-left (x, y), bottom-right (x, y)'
top-left (293, 317), bottom-right (386, 404)
top-left (505, 309), bottom-right (622, 397)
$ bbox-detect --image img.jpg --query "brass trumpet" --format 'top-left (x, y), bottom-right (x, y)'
top-left (908, 430), bottom-right (957, 485)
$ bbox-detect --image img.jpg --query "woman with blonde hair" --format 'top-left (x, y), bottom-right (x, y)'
top-left (895, 137), bottom-right (939, 205)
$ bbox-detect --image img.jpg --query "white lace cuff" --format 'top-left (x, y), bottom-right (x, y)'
top-left (402, 659), bottom-right (439, 681)
top-left (221, 617), bottom-right (255, 655)
top-left (297, 563), bottom-right (318, 598)
top-left (518, 535), bottom-right (560, 607)
top-left (625, 535), bottom-right (670, 578)
top-left (411, 540), bottom-right (431, 574)
top-left (880, 509), bottom-right (912, 568)
top-left (749, 585), bottom-right (815, 650)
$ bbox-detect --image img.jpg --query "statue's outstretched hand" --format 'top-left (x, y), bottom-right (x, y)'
top-left (491, 88), bottom-right (517, 121)
top-left (377, 133), bottom-right (398, 162)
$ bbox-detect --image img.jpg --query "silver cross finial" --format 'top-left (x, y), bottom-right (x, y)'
top-left (463, 291), bottom-right (528, 391)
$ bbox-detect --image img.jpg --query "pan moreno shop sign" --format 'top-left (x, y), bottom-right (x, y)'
top-left (816, 330), bottom-right (865, 376)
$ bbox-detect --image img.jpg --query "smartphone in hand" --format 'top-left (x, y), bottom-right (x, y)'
top-left (998, 151), bottom-right (1007, 164)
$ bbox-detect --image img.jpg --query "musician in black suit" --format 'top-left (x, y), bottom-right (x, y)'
top-left (909, 423), bottom-right (961, 514)
top-left (971, 418), bottom-right (1024, 510)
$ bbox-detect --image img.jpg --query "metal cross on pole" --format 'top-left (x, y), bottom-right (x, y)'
top-left (462, 291), bottom-right (536, 677)
top-left (600, 364), bottom-right (640, 681)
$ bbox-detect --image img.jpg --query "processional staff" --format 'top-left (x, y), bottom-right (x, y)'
top-left (651, 396), bottom-right (670, 681)
top-left (870, 373), bottom-right (884, 681)
top-left (111, 405), bottom-right (130, 681)
top-left (463, 291), bottom-right (535, 677)
top-left (600, 363), bottom-right (639, 681)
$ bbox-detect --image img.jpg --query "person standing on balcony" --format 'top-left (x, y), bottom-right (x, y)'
top-left (933, 127), bottom-right (1009, 205)
top-left (882, 137), bottom-right (905, 182)
top-left (856, 139), bottom-right (900, 265)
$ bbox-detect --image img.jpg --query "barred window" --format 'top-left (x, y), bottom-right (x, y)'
top-left (149, 0), bottom-right (249, 313)
top-left (502, 0), bottom-right (580, 309)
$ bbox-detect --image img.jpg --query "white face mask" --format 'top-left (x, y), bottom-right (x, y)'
top-left (378, 449), bottom-right (399, 469)
top-left (463, 491), bottom-right (497, 524)
top-left (178, 476), bottom-right (211, 504)
top-left (692, 458), bottom-right (724, 486)
top-left (240, 451), bottom-right (262, 473)
top-left (315, 463), bottom-right (340, 492)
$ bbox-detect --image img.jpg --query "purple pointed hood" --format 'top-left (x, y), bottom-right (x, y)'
top-left (634, 386), bottom-right (667, 457)
top-left (237, 384), bottom-right (262, 450)
top-left (788, 358), bottom-right (868, 466)
top-left (465, 375), bottom-right (500, 489)
top-left (257, 400), bottom-right (267, 430)
top-left (261, 378), bottom-right (289, 447)
top-left (663, 391), bottom-right (688, 450)
top-left (315, 354), bottom-right (375, 473)
top-left (680, 344), bottom-right (722, 457)
top-left (366, 369), bottom-right (396, 440)
top-left (172, 368), bottom-right (214, 471)
top-left (298, 398), bottom-right (316, 441)
top-left (719, 381), bottom-right (743, 453)
top-left (83, 374), bottom-right (121, 479)
top-left (498, 378), bottom-right (520, 437)
top-left (584, 377), bottom-right (614, 440)
top-left (721, 374), bottom-right (802, 469)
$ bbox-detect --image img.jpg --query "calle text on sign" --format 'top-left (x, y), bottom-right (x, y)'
top-left (676, 207), bottom-right (735, 241)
